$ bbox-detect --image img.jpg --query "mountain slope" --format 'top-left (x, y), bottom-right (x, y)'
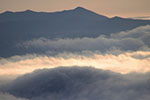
top-left (0, 7), bottom-right (150, 57)
top-left (0, 7), bottom-right (150, 39)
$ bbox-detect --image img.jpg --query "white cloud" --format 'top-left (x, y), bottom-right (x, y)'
top-left (18, 25), bottom-right (150, 53)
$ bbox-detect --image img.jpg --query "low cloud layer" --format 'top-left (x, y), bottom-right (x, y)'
top-left (1, 25), bottom-right (150, 100)
top-left (132, 16), bottom-right (150, 20)
top-left (19, 25), bottom-right (150, 54)
top-left (2, 67), bottom-right (150, 100)
top-left (0, 51), bottom-right (150, 77)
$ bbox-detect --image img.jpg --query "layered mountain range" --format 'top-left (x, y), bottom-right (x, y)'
top-left (0, 7), bottom-right (150, 57)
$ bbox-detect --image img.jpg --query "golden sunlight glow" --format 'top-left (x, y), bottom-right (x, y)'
top-left (0, 51), bottom-right (150, 76)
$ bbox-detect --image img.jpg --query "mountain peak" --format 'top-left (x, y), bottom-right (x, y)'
top-left (73, 6), bottom-right (92, 12)
top-left (71, 6), bottom-right (108, 20)
top-left (24, 9), bottom-right (35, 13)
top-left (74, 6), bottom-right (86, 10)
top-left (1, 11), bottom-right (13, 15)
top-left (111, 16), bottom-right (125, 20)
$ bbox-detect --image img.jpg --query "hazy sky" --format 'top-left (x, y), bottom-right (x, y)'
top-left (0, 0), bottom-right (150, 17)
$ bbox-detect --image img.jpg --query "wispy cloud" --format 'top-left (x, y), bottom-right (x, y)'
top-left (18, 25), bottom-right (150, 54)
top-left (0, 51), bottom-right (150, 77)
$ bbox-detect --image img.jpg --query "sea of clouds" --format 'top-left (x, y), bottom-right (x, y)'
top-left (19, 25), bottom-right (150, 53)
top-left (0, 25), bottom-right (150, 100)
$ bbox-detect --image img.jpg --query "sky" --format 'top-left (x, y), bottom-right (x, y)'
top-left (0, 0), bottom-right (150, 17)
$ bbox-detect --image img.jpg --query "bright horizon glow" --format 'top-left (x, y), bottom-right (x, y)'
top-left (0, 51), bottom-right (150, 77)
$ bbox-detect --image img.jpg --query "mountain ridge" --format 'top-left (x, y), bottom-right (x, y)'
top-left (0, 6), bottom-right (150, 57)
top-left (0, 7), bottom-right (108, 22)
top-left (0, 7), bottom-right (103, 15)
top-left (1, 7), bottom-right (150, 21)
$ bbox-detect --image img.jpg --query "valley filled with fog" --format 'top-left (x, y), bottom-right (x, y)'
top-left (0, 7), bottom-right (150, 100)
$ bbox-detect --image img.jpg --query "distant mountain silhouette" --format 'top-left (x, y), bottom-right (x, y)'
top-left (0, 7), bottom-right (150, 57)
top-left (0, 7), bottom-right (108, 22)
